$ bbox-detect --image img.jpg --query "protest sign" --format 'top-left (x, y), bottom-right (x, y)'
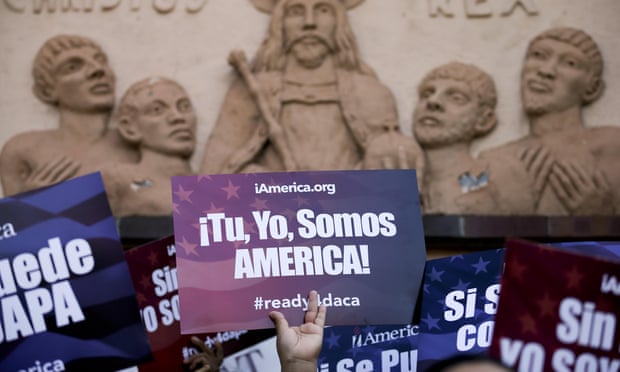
top-left (416, 249), bottom-right (505, 370)
top-left (318, 324), bottom-right (419, 372)
top-left (220, 335), bottom-right (280, 371)
top-left (171, 170), bottom-right (425, 333)
top-left (124, 236), bottom-right (275, 371)
top-left (550, 241), bottom-right (620, 260)
top-left (489, 239), bottom-right (620, 372)
top-left (0, 173), bottom-right (151, 371)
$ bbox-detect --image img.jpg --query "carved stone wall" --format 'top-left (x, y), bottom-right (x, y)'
top-left (1, 0), bottom-right (619, 200)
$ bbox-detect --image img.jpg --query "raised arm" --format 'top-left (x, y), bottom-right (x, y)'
top-left (269, 290), bottom-right (326, 372)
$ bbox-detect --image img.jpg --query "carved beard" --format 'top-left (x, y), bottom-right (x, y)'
top-left (289, 37), bottom-right (332, 69)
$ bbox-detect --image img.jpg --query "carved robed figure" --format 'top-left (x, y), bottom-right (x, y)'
top-left (201, 0), bottom-right (422, 176)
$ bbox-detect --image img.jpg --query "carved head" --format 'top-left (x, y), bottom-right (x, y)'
top-left (252, 0), bottom-right (361, 72)
top-left (32, 34), bottom-right (115, 112)
top-left (413, 62), bottom-right (497, 148)
top-left (116, 77), bottom-right (197, 159)
top-left (521, 27), bottom-right (604, 115)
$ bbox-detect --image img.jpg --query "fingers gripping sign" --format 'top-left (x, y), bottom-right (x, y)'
top-left (183, 336), bottom-right (224, 372)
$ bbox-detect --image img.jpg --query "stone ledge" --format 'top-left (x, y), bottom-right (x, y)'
top-left (423, 215), bottom-right (620, 239)
top-left (117, 215), bottom-right (620, 245)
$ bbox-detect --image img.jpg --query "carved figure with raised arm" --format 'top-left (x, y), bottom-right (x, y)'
top-left (0, 34), bottom-right (138, 196)
top-left (479, 27), bottom-right (620, 215)
top-left (101, 77), bottom-right (196, 217)
top-left (201, 0), bottom-right (423, 176)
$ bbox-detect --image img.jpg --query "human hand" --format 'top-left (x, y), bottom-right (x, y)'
top-left (269, 290), bottom-right (326, 372)
top-left (549, 160), bottom-right (614, 215)
top-left (517, 144), bottom-right (553, 207)
top-left (24, 155), bottom-right (80, 192)
top-left (182, 336), bottom-right (224, 372)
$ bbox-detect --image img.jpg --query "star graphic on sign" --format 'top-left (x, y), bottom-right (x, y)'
top-left (293, 195), bottom-right (310, 206)
top-left (325, 330), bottom-right (341, 349)
top-left (421, 312), bottom-right (441, 331)
top-left (222, 180), bottom-right (241, 199)
top-left (508, 258), bottom-right (527, 281)
top-left (519, 314), bottom-right (538, 335)
top-left (147, 250), bottom-right (159, 266)
top-left (174, 184), bottom-right (194, 203)
top-left (436, 298), bottom-right (447, 309)
top-left (136, 292), bottom-right (148, 304)
top-left (423, 283), bottom-right (430, 294)
top-left (450, 255), bottom-right (464, 262)
top-left (280, 208), bottom-right (297, 220)
top-left (172, 202), bottom-right (180, 215)
top-left (177, 236), bottom-right (199, 257)
top-left (197, 174), bottom-right (212, 183)
top-left (451, 279), bottom-right (472, 291)
top-left (244, 220), bottom-right (257, 234)
top-left (536, 292), bottom-right (557, 318)
top-left (250, 198), bottom-right (269, 210)
top-left (205, 202), bottom-right (224, 213)
top-left (362, 325), bottom-right (376, 334)
top-left (427, 266), bottom-right (444, 282)
top-left (140, 274), bottom-right (151, 290)
top-left (565, 265), bottom-right (584, 290)
top-left (471, 256), bottom-right (490, 274)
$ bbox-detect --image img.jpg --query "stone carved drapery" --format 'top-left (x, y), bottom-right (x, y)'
top-left (200, 0), bottom-right (423, 180)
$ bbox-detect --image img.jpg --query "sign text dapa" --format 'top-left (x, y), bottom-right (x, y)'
top-left (0, 237), bottom-right (94, 343)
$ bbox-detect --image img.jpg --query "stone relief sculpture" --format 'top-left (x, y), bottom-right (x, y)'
top-left (413, 62), bottom-right (534, 215)
top-left (0, 34), bottom-right (138, 196)
top-left (414, 62), bottom-right (496, 214)
top-left (101, 77), bottom-right (197, 217)
top-left (478, 27), bottom-right (620, 215)
top-left (201, 0), bottom-right (424, 180)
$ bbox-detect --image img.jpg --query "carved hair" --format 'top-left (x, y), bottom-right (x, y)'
top-left (252, 0), bottom-right (373, 74)
top-left (529, 27), bottom-right (603, 83)
top-left (116, 77), bottom-right (183, 121)
top-left (419, 62), bottom-right (497, 111)
top-left (418, 62), bottom-right (497, 138)
top-left (32, 34), bottom-right (103, 104)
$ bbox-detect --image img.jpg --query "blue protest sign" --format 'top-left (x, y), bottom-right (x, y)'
top-left (417, 249), bottom-right (505, 370)
top-left (0, 173), bottom-right (151, 371)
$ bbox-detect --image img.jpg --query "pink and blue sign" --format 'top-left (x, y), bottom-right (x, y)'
top-left (171, 170), bottom-right (426, 333)
top-left (489, 239), bottom-right (620, 371)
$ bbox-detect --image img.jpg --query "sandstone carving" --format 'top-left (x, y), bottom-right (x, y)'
top-left (101, 77), bottom-right (197, 217)
top-left (0, 34), bottom-right (138, 196)
top-left (201, 0), bottom-right (423, 180)
top-left (478, 27), bottom-right (620, 215)
top-left (413, 61), bottom-right (533, 214)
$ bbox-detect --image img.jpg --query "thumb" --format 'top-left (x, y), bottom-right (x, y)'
top-left (269, 311), bottom-right (289, 334)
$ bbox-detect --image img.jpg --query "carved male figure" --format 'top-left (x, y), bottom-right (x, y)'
top-left (0, 34), bottom-right (137, 196)
top-left (479, 27), bottom-right (620, 215)
top-left (101, 77), bottom-right (196, 217)
top-left (413, 62), bottom-right (533, 214)
top-left (201, 0), bottom-right (419, 174)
